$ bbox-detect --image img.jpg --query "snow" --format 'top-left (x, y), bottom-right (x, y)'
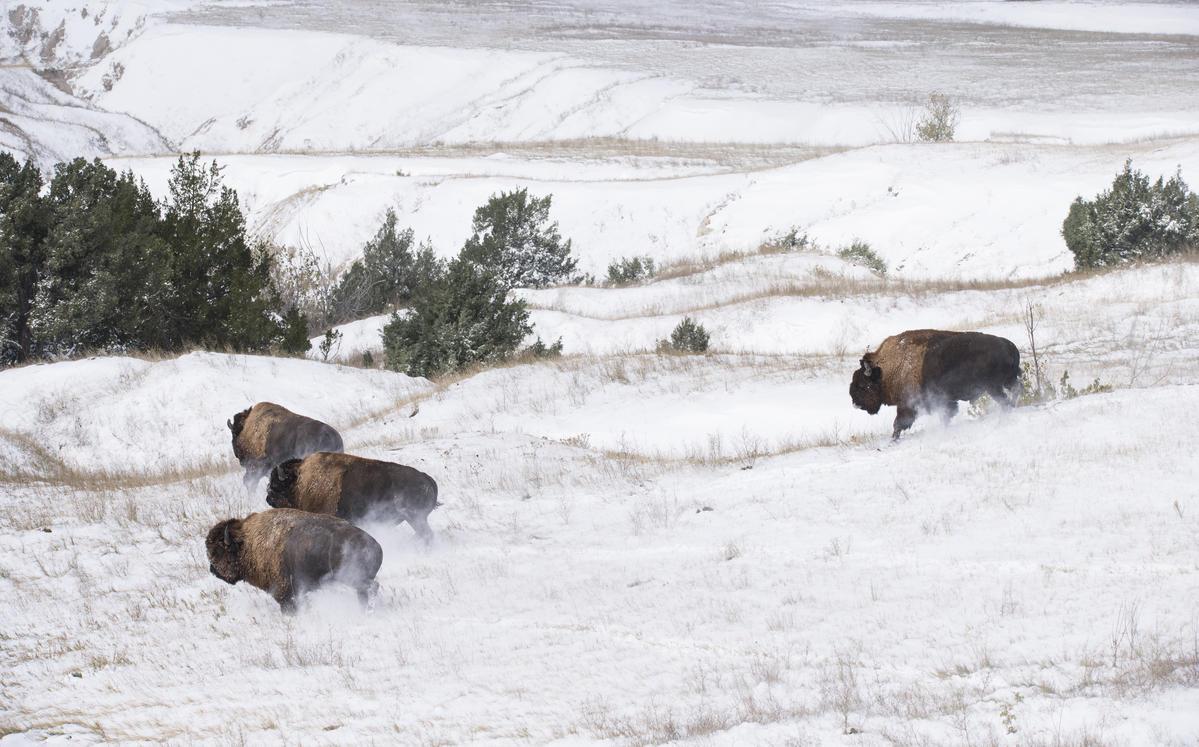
top-left (0, 68), bottom-right (167, 171)
top-left (3, 332), bottom-right (1199, 742)
top-left (0, 352), bottom-right (432, 473)
top-left (107, 137), bottom-right (1199, 282)
top-left (836, 1), bottom-right (1199, 37)
top-left (4, 2), bottom-right (1199, 743)
top-left (73, 21), bottom-right (1199, 155)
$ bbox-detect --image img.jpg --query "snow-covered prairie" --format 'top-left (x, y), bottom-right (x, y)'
top-left (3, 258), bottom-right (1199, 744)
top-left (4, 1), bottom-right (1199, 744)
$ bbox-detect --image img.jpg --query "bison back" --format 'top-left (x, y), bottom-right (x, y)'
top-left (281, 516), bottom-right (383, 593)
top-left (338, 461), bottom-right (438, 523)
top-left (920, 332), bottom-right (1020, 403)
top-left (266, 417), bottom-right (344, 465)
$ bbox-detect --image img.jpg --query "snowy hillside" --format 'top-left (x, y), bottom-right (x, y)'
top-left (3, 258), bottom-right (1199, 742)
top-left (108, 137), bottom-right (1199, 279)
top-left (4, 1), bottom-right (1199, 744)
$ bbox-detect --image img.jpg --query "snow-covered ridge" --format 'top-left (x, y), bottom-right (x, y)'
top-left (72, 21), bottom-right (1199, 156)
top-left (840, 0), bottom-right (1199, 36)
top-left (110, 137), bottom-right (1199, 280)
top-left (3, 346), bottom-right (1199, 742)
top-left (0, 352), bottom-right (432, 473)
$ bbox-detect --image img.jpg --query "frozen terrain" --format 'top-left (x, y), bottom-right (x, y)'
top-left (3, 257), bottom-right (1199, 745)
top-left (4, 0), bottom-right (1199, 744)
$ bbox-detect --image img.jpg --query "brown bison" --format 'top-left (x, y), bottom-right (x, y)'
top-left (228, 402), bottom-right (343, 490)
top-left (850, 329), bottom-right (1021, 439)
top-left (267, 452), bottom-right (440, 542)
top-left (206, 508), bottom-right (383, 614)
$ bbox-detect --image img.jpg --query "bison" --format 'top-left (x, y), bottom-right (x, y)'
top-left (228, 402), bottom-right (343, 490)
top-left (268, 452), bottom-right (440, 542)
top-left (850, 329), bottom-right (1021, 439)
top-left (206, 508), bottom-right (383, 613)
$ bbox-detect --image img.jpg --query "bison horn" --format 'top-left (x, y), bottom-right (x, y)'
top-left (223, 523), bottom-right (233, 548)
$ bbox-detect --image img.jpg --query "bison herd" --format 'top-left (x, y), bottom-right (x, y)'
top-left (207, 402), bottom-right (438, 612)
top-left (207, 328), bottom-right (1020, 612)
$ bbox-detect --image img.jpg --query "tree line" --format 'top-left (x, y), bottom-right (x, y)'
top-left (1, 150), bottom-right (579, 377)
top-left (0, 152), bottom-right (309, 365)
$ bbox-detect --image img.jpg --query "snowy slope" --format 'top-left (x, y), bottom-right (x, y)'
top-left (0, 67), bottom-right (167, 170)
top-left (3, 4), bottom-right (1199, 744)
top-left (75, 21), bottom-right (1199, 155)
top-left (0, 352), bottom-right (432, 473)
top-left (2, 343), bottom-right (1198, 743)
top-left (110, 137), bottom-right (1199, 281)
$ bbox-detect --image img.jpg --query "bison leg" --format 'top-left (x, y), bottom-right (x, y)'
top-left (995, 381), bottom-right (1022, 409)
top-left (938, 399), bottom-right (958, 425)
top-left (407, 512), bottom-right (434, 545)
top-left (357, 580), bottom-right (380, 611)
top-left (276, 593), bottom-right (298, 615)
top-left (892, 405), bottom-right (918, 439)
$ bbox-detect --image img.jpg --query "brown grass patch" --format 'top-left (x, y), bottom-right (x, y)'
top-left (0, 428), bottom-right (229, 490)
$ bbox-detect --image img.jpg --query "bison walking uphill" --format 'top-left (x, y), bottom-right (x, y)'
top-left (228, 402), bottom-right (344, 490)
top-left (205, 508), bottom-right (384, 614)
top-left (850, 329), bottom-right (1022, 439)
top-left (268, 452), bottom-right (441, 543)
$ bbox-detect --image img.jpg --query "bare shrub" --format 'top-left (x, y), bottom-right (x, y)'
top-left (916, 92), bottom-right (960, 143)
top-left (820, 648), bottom-right (864, 734)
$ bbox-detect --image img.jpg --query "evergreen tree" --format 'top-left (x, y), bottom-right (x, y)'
top-left (34, 158), bottom-right (165, 355)
top-left (278, 307), bottom-right (312, 356)
top-left (157, 152), bottom-right (282, 351)
top-left (332, 208), bottom-right (443, 322)
top-left (460, 188), bottom-right (576, 290)
top-left (1063, 160), bottom-right (1199, 269)
top-left (382, 257), bottom-right (531, 378)
top-left (0, 153), bottom-right (49, 364)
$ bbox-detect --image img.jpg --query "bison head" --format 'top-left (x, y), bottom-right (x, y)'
top-left (265, 459), bottom-right (302, 509)
top-left (206, 519), bottom-right (244, 585)
top-left (228, 407), bottom-right (251, 459)
top-left (850, 356), bottom-right (883, 415)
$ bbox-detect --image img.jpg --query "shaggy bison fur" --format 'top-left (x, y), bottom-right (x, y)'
top-left (850, 329), bottom-right (1021, 438)
top-left (267, 452), bottom-right (440, 542)
top-left (228, 402), bottom-right (343, 490)
top-left (205, 508), bottom-right (382, 613)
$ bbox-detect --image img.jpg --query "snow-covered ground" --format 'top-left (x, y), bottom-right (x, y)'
top-left (108, 137), bottom-right (1199, 279)
top-left (3, 260), bottom-right (1199, 742)
top-left (4, 1), bottom-right (1199, 743)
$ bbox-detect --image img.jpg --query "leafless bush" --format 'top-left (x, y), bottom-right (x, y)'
top-left (878, 104), bottom-right (919, 144)
top-left (820, 648), bottom-right (864, 733)
top-left (916, 92), bottom-right (961, 143)
top-left (1022, 300), bottom-right (1046, 398)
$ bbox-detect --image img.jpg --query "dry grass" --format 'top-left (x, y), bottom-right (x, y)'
top-left (528, 251), bottom-right (1199, 322)
top-left (0, 428), bottom-right (230, 490)
top-left (526, 264), bottom-right (1077, 322)
top-left (120, 138), bottom-right (844, 171)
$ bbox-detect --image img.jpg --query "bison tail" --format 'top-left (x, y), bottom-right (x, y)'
top-left (325, 429), bottom-right (345, 454)
top-left (267, 458), bottom-right (303, 508)
top-left (427, 479), bottom-right (441, 511)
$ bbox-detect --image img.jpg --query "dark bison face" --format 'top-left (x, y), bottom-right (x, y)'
top-left (228, 408), bottom-right (251, 460)
top-left (205, 519), bottom-right (243, 585)
top-left (850, 358), bottom-right (883, 415)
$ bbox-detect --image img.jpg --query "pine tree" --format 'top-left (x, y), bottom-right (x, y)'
top-left (1064, 160), bottom-right (1199, 269)
top-left (332, 209), bottom-right (443, 322)
top-left (382, 257), bottom-right (531, 378)
top-left (460, 188), bottom-right (576, 290)
top-left (0, 153), bottom-right (49, 364)
top-left (34, 158), bottom-right (166, 355)
top-left (157, 152), bottom-right (282, 351)
top-left (277, 307), bottom-right (312, 356)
